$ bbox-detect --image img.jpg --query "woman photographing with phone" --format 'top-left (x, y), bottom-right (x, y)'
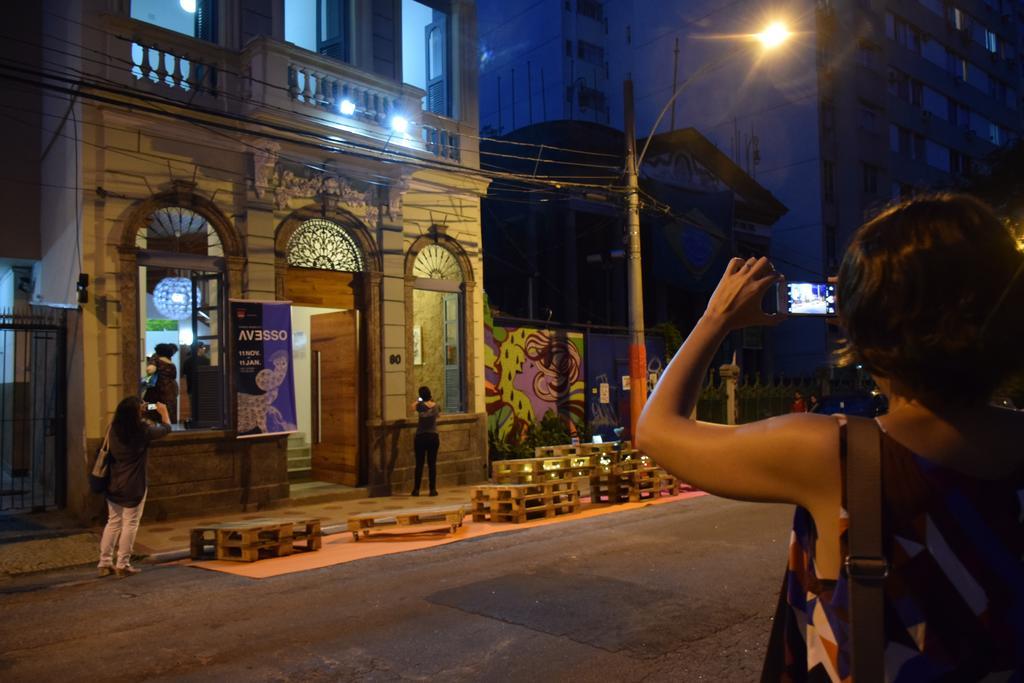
top-left (637, 194), bottom-right (1024, 680)
top-left (410, 386), bottom-right (440, 497)
top-left (97, 396), bottom-right (171, 577)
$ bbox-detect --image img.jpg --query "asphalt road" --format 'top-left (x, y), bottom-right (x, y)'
top-left (0, 496), bottom-right (793, 682)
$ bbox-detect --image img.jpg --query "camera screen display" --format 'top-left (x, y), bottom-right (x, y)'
top-left (787, 282), bottom-right (836, 316)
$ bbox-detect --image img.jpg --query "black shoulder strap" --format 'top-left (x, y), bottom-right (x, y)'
top-left (844, 416), bottom-right (886, 682)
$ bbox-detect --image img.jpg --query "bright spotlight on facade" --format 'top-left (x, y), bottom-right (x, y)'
top-left (339, 99), bottom-right (356, 116)
top-left (756, 21), bottom-right (791, 49)
top-left (390, 115), bottom-right (409, 134)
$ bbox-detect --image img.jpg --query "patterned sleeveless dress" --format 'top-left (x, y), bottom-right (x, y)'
top-left (762, 425), bottom-right (1024, 681)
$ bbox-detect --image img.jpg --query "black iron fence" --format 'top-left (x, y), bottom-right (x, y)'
top-left (1, 307), bottom-right (67, 511)
top-left (696, 371), bottom-right (820, 424)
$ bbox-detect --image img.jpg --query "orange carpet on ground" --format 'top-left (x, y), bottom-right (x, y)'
top-left (189, 491), bottom-right (706, 579)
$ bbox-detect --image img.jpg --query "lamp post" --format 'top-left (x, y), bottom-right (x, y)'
top-left (623, 22), bottom-right (792, 441)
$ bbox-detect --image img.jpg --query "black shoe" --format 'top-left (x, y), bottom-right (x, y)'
top-left (429, 490), bottom-right (439, 497)
top-left (411, 490), bottom-right (420, 496)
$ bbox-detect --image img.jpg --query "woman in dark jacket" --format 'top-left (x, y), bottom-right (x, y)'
top-left (144, 343), bottom-right (179, 423)
top-left (410, 386), bottom-right (440, 496)
top-left (97, 396), bottom-right (171, 577)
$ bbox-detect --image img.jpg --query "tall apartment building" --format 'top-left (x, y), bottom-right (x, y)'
top-left (478, 0), bottom-right (1024, 375)
top-left (2, 0), bottom-right (488, 519)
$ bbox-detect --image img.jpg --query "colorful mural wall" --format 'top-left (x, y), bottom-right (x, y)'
top-left (484, 307), bottom-right (586, 444)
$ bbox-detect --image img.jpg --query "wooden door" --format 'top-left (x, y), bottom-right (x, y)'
top-left (310, 310), bottom-right (359, 486)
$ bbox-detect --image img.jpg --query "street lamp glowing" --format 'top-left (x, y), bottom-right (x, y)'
top-left (339, 98), bottom-right (356, 116)
top-left (756, 22), bottom-right (791, 49)
top-left (180, 0), bottom-right (197, 13)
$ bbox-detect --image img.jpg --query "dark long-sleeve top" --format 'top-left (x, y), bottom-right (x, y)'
top-left (106, 421), bottom-right (171, 507)
top-left (415, 402), bottom-right (440, 435)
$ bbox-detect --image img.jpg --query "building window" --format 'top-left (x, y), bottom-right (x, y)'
top-left (577, 0), bottom-right (603, 21)
top-left (925, 140), bottom-right (951, 171)
top-left (888, 69), bottom-right (922, 106)
top-left (282, 0), bottom-right (350, 61)
top-left (947, 51), bottom-right (968, 81)
top-left (578, 40), bottom-right (604, 65)
top-left (856, 41), bottom-right (877, 69)
top-left (823, 160), bottom-right (835, 202)
top-left (412, 244), bottom-right (465, 414)
top-left (985, 29), bottom-right (999, 53)
top-left (886, 14), bottom-right (921, 54)
top-left (566, 40), bottom-right (573, 57)
top-left (948, 99), bottom-right (971, 127)
top-left (131, 0), bottom-right (216, 41)
top-left (859, 105), bottom-right (880, 133)
top-left (402, 0), bottom-right (451, 116)
top-left (286, 219), bottom-right (365, 272)
top-left (862, 164), bottom-right (879, 194)
top-left (136, 206), bottom-right (226, 429)
top-left (949, 149), bottom-right (970, 174)
top-left (577, 84), bottom-right (606, 112)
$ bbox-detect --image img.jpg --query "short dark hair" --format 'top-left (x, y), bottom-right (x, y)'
top-left (155, 343), bottom-right (178, 358)
top-left (418, 386), bottom-right (432, 401)
top-left (837, 193), bottom-right (1024, 405)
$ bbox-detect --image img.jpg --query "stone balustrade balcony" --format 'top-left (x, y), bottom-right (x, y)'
top-left (96, 15), bottom-right (477, 169)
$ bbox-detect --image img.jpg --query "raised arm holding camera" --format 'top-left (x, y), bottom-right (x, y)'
top-left (636, 194), bottom-right (1024, 680)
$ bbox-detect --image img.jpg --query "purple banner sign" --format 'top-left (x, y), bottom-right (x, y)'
top-left (231, 300), bottom-right (297, 439)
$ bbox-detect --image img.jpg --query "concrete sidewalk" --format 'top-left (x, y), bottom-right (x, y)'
top-left (0, 486), bottom-right (481, 579)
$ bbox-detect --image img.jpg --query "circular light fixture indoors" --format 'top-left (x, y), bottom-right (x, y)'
top-left (153, 277), bottom-right (199, 320)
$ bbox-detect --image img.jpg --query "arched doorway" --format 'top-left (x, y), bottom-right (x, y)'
top-left (276, 211), bottom-right (376, 487)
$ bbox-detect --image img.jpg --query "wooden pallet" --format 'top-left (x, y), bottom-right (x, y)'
top-left (346, 505), bottom-right (467, 541)
top-left (190, 518), bottom-right (322, 562)
top-left (491, 454), bottom-right (594, 483)
top-left (590, 470), bottom-right (679, 504)
top-left (471, 482), bottom-right (580, 523)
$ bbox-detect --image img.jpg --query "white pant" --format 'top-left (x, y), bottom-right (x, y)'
top-left (98, 493), bottom-right (146, 569)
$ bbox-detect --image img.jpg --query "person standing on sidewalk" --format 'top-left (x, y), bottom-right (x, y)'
top-left (410, 386), bottom-right (440, 497)
top-left (97, 396), bottom-right (171, 577)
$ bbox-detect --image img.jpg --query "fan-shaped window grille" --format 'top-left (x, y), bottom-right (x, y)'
top-left (413, 244), bottom-right (462, 281)
top-left (286, 219), bottom-right (365, 272)
top-left (135, 207), bottom-right (222, 256)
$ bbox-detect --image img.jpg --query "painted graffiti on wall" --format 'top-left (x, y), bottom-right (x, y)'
top-left (484, 308), bottom-right (585, 443)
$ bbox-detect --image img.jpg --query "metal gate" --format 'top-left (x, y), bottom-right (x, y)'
top-left (0, 307), bottom-right (67, 511)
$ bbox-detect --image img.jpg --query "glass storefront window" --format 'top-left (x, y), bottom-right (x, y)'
top-left (412, 244), bottom-right (464, 413)
top-left (136, 207), bottom-right (227, 430)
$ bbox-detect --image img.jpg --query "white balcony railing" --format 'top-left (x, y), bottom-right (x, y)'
top-left (98, 17), bottom-right (476, 167)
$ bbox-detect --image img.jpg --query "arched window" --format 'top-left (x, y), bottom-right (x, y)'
top-left (286, 218), bottom-right (364, 272)
top-left (136, 206), bottom-right (227, 429)
top-left (412, 243), bottom-right (465, 413)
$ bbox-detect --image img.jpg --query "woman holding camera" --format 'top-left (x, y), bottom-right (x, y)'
top-left (410, 386), bottom-right (440, 496)
top-left (637, 194), bottom-right (1024, 680)
top-left (97, 396), bottom-right (171, 577)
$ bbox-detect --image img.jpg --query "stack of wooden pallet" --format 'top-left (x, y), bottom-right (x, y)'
top-left (491, 454), bottom-right (592, 484)
top-left (190, 518), bottom-right (322, 562)
top-left (471, 480), bottom-right (580, 523)
top-left (589, 451), bottom-right (680, 504)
